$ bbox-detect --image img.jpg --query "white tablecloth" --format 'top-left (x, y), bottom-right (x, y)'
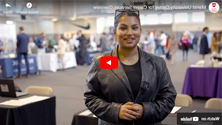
top-left (37, 52), bottom-right (77, 72)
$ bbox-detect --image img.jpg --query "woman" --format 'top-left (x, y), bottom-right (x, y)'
top-left (180, 34), bottom-right (189, 61)
top-left (168, 34), bottom-right (179, 64)
top-left (57, 35), bottom-right (66, 71)
top-left (84, 9), bottom-right (176, 125)
top-left (211, 32), bottom-right (220, 53)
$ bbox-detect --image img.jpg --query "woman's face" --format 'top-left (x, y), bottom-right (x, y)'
top-left (113, 15), bottom-right (141, 49)
top-left (170, 34), bottom-right (174, 39)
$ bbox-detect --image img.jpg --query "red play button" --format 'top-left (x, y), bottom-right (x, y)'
top-left (100, 56), bottom-right (118, 69)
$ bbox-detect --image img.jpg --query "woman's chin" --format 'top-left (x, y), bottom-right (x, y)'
top-left (122, 43), bottom-right (138, 49)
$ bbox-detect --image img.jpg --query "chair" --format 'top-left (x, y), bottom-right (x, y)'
top-left (175, 94), bottom-right (193, 107)
top-left (205, 98), bottom-right (222, 110)
top-left (25, 86), bottom-right (53, 95)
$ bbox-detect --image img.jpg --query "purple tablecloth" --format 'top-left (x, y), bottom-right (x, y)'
top-left (182, 67), bottom-right (222, 98)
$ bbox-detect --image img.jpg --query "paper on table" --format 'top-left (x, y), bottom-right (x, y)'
top-left (79, 110), bottom-right (92, 116)
top-left (0, 100), bottom-right (25, 106)
top-left (170, 106), bottom-right (181, 114)
top-left (19, 95), bottom-right (49, 103)
top-left (93, 115), bottom-right (97, 117)
top-left (0, 96), bottom-right (50, 106)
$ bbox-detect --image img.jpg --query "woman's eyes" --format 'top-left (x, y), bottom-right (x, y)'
top-left (120, 27), bottom-right (138, 31)
top-left (133, 27), bottom-right (138, 30)
top-left (120, 27), bottom-right (126, 30)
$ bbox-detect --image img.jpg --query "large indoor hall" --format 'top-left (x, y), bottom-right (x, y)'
top-left (0, 0), bottom-right (221, 125)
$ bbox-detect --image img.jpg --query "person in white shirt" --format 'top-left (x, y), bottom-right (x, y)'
top-left (159, 31), bottom-right (167, 55)
top-left (147, 30), bottom-right (155, 54)
top-left (89, 35), bottom-right (97, 51)
top-left (57, 35), bottom-right (67, 71)
top-left (73, 33), bottom-right (79, 51)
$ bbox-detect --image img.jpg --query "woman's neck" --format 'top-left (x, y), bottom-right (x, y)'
top-left (118, 46), bottom-right (139, 64)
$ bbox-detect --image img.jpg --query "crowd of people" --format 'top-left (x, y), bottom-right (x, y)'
top-left (2, 25), bottom-right (221, 78)
top-left (14, 27), bottom-right (119, 76)
top-left (140, 28), bottom-right (222, 64)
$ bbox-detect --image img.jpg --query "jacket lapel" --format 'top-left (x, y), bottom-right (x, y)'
top-left (138, 48), bottom-right (153, 89)
top-left (110, 46), bottom-right (132, 94)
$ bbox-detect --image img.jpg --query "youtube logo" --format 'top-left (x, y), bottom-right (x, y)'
top-left (100, 56), bottom-right (118, 69)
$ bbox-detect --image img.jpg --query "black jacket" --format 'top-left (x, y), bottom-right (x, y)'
top-left (200, 34), bottom-right (209, 55)
top-left (84, 46), bottom-right (177, 125)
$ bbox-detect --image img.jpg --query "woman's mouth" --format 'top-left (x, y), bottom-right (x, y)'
top-left (124, 38), bottom-right (135, 43)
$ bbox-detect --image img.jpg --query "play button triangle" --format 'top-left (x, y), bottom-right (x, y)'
top-left (107, 60), bottom-right (111, 65)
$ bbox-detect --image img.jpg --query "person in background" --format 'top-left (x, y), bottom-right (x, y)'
top-left (28, 37), bottom-right (35, 54)
top-left (211, 32), bottom-right (220, 54)
top-left (57, 35), bottom-right (67, 71)
top-left (159, 31), bottom-right (167, 55)
top-left (192, 34), bottom-right (198, 52)
top-left (200, 27), bottom-right (209, 60)
top-left (180, 33), bottom-right (189, 61)
top-left (218, 31), bottom-right (222, 53)
top-left (168, 34), bottom-right (179, 64)
top-left (98, 32), bottom-right (108, 53)
top-left (16, 26), bottom-right (30, 78)
top-left (89, 35), bottom-right (97, 51)
top-left (77, 30), bottom-right (86, 65)
top-left (147, 30), bottom-right (155, 54)
top-left (35, 33), bottom-right (46, 54)
top-left (154, 34), bottom-right (161, 55)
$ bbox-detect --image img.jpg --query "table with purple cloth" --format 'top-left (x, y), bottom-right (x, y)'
top-left (182, 67), bottom-right (222, 98)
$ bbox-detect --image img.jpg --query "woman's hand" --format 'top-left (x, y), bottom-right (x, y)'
top-left (133, 104), bottom-right (144, 119)
top-left (118, 102), bottom-right (140, 121)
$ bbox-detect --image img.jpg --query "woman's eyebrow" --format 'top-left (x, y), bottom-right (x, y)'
top-left (119, 24), bottom-right (139, 27)
top-left (119, 24), bottom-right (128, 26)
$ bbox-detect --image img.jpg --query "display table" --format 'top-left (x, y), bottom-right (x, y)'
top-left (182, 67), bottom-right (222, 98)
top-left (76, 50), bottom-right (101, 65)
top-left (37, 52), bottom-right (77, 72)
top-left (0, 94), bottom-right (56, 125)
top-left (72, 107), bottom-right (222, 125)
top-left (0, 55), bottom-right (38, 78)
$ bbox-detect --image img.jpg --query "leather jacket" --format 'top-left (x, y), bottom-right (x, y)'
top-left (84, 46), bottom-right (177, 125)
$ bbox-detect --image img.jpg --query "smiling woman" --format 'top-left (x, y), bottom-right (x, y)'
top-left (84, 9), bottom-right (177, 125)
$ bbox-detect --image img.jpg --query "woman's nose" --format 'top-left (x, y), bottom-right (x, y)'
top-left (126, 28), bottom-right (133, 36)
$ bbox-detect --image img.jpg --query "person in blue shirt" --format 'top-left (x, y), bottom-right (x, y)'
top-left (16, 26), bottom-right (30, 78)
top-left (35, 33), bottom-right (46, 53)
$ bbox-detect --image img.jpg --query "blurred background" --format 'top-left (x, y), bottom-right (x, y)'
top-left (0, 0), bottom-right (221, 125)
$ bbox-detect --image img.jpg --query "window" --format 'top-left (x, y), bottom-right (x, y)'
top-left (140, 15), bottom-right (146, 25)
top-left (97, 17), bottom-right (105, 34)
top-left (160, 13), bottom-right (172, 24)
top-left (192, 12), bottom-right (205, 22)
top-left (105, 16), bottom-right (114, 27)
top-left (147, 14), bottom-right (159, 24)
top-left (174, 13), bottom-right (188, 23)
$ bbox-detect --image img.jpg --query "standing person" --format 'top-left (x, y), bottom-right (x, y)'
top-left (84, 9), bottom-right (176, 125)
top-left (57, 35), bottom-right (67, 71)
top-left (159, 31), bottom-right (167, 55)
top-left (218, 31), bottom-right (222, 53)
top-left (147, 30), bottom-right (155, 54)
top-left (98, 32), bottom-right (108, 53)
top-left (168, 34), bottom-right (179, 64)
top-left (77, 30), bottom-right (86, 65)
top-left (210, 32), bottom-right (220, 54)
top-left (16, 26), bottom-right (30, 78)
top-left (35, 33), bottom-right (46, 54)
top-left (192, 34), bottom-right (198, 52)
top-left (200, 27), bottom-right (209, 60)
top-left (180, 33), bottom-right (189, 61)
